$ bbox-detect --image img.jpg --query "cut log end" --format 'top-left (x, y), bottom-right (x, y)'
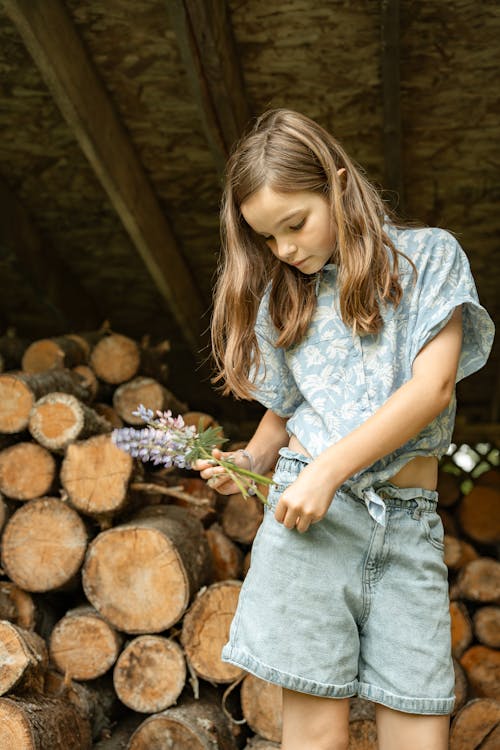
top-left (0, 442), bottom-right (56, 500)
top-left (113, 635), bottom-right (186, 713)
top-left (1, 497), bottom-right (87, 592)
top-left (49, 609), bottom-right (121, 681)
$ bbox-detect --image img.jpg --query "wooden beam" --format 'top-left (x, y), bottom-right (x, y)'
top-left (0, 176), bottom-right (99, 332)
top-left (168, 0), bottom-right (250, 173)
top-left (4, 0), bottom-right (207, 355)
top-left (380, 0), bottom-right (404, 214)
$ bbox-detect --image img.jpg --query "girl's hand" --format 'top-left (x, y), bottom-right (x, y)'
top-left (274, 461), bottom-right (338, 533)
top-left (192, 448), bottom-right (252, 496)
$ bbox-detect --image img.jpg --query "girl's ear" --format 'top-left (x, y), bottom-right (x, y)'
top-left (336, 167), bottom-right (347, 188)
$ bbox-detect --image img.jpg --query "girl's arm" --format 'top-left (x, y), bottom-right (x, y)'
top-left (275, 306), bottom-right (463, 531)
top-left (194, 408), bottom-right (289, 494)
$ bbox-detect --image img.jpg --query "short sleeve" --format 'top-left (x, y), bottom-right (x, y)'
top-left (408, 230), bottom-right (495, 382)
top-left (249, 292), bottom-right (303, 417)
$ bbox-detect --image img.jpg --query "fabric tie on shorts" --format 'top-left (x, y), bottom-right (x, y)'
top-left (361, 487), bottom-right (387, 526)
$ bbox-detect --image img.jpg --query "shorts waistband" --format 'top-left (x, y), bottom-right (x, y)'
top-left (275, 448), bottom-right (438, 520)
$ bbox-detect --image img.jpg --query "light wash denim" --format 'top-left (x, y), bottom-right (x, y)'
top-left (221, 448), bottom-right (455, 715)
top-left (250, 224), bottom-right (494, 525)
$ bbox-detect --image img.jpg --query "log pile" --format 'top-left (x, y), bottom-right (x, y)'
top-left (0, 328), bottom-right (498, 749)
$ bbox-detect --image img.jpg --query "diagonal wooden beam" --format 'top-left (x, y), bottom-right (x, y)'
top-left (168, 0), bottom-right (250, 173)
top-left (380, 0), bottom-right (404, 214)
top-left (4, 0), bottom-right (207, 355)
top-left (0, 175), bottom-right (99, 332)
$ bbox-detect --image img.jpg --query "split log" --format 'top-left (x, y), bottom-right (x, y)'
top-left (22, 335), bottom-right (88, 373)
top-left (181, 580), bottom-right (242, 683)
top-left (450, 601), bottom-right (473, 658)
top-left (437, 507), bottom-right (459, 538)
top-left (206, 523), bottom-right (244, 582)
top-left (222, 493), bottom-right (264, 544)
top-left (0, 370), bottom-right (91, 433)
top-left (0, 582), bottom-right (35, 630)
top-left (60, 434), bottom-right (133, 523)
top-left (473, 606), bottom-right (500, 648)
top-left (93, 403), bottom-right (124, 429)
top-left (0, 621), bottom-right (48, 695)
top-left (127, 696), bottom-right (237, 750)
top-left (0, 693), bottom-right (92, 749)
top-left (167, 476), bottom-right (218, 525)
top-left (49, 605), bottom-right (122, 681)
top-left (138, 338), bottom-right (171, 386)
top-left (449, 697), bottom-right (500, 750)
top-left (83, 505), bottom-right (211, 633)
top-left (29, 393), bottom-right (112, 451)
top-left (451, 558), bottom-right (500, 604)
top-left (243, 550), bottom-right (252, 577)
top-left (458, 485), bottom-right (500, 544)
top-left (437, 471), bottom-right (462, 507)
top-left (1, 497), bottom-right (88, 592)
top-left (0, 442), bottom-right (56, 500)
top-left (45, 671), bottom-right (120, 742)
top-left (460, 645), bottom-right (500, 699)
top-left (241, 674), bottom-right (282, 743)
top-left (479, 724), bottom-right (500, 749)
top-left (0, 492), bottom-right (9, 532)
top-left (444, 535), bottom-right (478, 570)
top-left (92, 715), bottom-right (143, 749)
top-left (453, 657), bottom-right (469, 715)
top-left (112, 377), bottom-right (187, 424)
top-left (72, 365), bottom-right (99, 401)
top-left (113, 635), bottom-right (186, 713)
top-left (89, 334), bottom-right (141, 385)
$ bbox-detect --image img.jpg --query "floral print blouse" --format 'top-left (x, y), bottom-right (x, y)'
top-left (251, 223), bottom-right (495, 524)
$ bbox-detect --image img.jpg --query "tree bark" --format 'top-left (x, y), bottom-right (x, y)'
top-left (0, 370), bottom-right (91, 433)
top-left (0, 692), bottom-right (92, 749)
top-left (22, 335), bottom-right (88, 373)
top-left (127, 695), bottom-right (237, 750)
top-left (0, 621), bottom-right (48, 695)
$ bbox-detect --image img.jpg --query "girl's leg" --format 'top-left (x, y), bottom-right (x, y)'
top-left (281, 688), bottom-right (350, 750)
top-left (375, 704), bottom-right (450, 750)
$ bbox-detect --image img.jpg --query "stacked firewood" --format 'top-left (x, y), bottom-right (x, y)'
top-left (0, 328), bottom-right (498, 749)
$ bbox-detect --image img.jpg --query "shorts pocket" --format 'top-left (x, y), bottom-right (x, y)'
top-left (419, 511), bottom-right (445, 552)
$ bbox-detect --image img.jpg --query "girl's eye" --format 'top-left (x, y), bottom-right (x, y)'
top-left (290, 219), bottom-right (305, 231)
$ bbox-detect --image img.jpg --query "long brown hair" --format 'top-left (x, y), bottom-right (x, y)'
top-left (212, 109), bottom-right (415, 400)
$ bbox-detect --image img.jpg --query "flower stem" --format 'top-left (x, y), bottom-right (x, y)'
top-left (199, 448), bottom-right (273, 505)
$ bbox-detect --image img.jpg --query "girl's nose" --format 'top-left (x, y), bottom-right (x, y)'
top-left (278, 241), bottom-right (298, 260)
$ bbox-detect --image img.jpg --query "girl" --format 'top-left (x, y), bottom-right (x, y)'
top-left (195, 109), bottom-right (494, 750)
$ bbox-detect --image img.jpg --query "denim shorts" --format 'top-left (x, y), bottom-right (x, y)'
top-left (221, 449), bottom-right (455, 715)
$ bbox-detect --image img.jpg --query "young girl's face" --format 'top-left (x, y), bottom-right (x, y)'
top-left (240, 183), bottom-right (338, 275)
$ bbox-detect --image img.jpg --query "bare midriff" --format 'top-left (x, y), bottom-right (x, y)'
top-left (288, 435), bottom-right (439, 491)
